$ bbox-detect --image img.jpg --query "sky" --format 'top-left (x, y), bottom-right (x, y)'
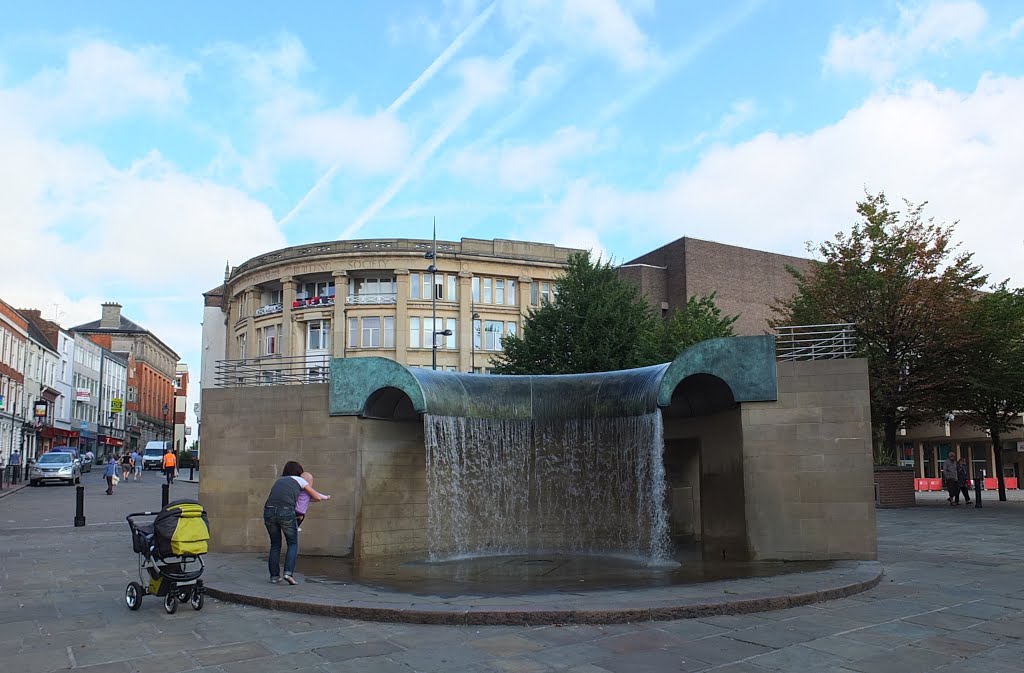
top-left (1, 0), bottom-right (1022, 435)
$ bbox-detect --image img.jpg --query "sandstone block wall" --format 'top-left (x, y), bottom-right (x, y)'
top-left (740, 359), bottom-right (877, 560)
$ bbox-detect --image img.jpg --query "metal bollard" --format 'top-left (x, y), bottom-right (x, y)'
top-left (975, 477), bottom-right (982, 508)
top-left (74, 486), bottom-right (86, 527)
top-left (189, 465), bottom-right (194, 480)
top-left (161, 483), bottom-right (170, 508)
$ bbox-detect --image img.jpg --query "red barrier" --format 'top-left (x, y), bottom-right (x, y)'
top-left (1006, 478), bottom-right (1018, 490)
top-left (914, 478), bottom-right (925, 491)
top-left (928, 478), bottom-right (944, 491)
top-left (984, 478), bottom-right (998, 490)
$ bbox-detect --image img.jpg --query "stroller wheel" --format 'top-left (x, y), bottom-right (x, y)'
top-left (163, 593), bottom-right (178, 614)
top-left (178, 589), bottom-right (190, 603)
top-left (190, 588), bottom-right (204, 611)
top-left (125, 582), bottom-right (143, 611)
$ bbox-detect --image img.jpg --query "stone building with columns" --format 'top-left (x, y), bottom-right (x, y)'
top-left (200, 238), bottom-right (580, 389)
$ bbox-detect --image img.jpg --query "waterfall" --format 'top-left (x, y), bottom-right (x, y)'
top-left (424, 411), bottom-right (670, 561)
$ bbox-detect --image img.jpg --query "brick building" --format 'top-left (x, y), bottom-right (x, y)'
top-left (72, 303), bottom-right (179, 451)
top-left (0, 298), bottom-right (29, 465)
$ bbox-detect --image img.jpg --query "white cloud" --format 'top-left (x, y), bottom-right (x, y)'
top-left (451, 126), bottom-right (598, 191)
top-left (825, 1), bottom-right (988, 81)
top-left (502, 0), bottom-right (656, 71)
top-left (526, 75), bottom-right (1024, 287)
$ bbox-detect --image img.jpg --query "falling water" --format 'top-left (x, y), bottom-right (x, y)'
top-left (424, 411), bottom-right (671, 562)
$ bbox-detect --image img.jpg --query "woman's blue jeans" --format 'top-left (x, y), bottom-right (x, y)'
top-left (264, 505), bottom-right (298, 577)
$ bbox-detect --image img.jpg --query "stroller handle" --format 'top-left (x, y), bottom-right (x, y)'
top-left (126, 511), bottom-right (158, 522)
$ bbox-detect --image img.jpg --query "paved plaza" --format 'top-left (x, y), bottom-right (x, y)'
top-left (2, 473), bottom-right (1024, 672)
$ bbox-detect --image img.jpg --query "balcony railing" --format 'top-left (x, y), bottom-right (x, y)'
top-left (214, 355), bottom-right (331, 387)
top-left (775, 323), bottom-right (857, 361)
top-left (346, 293), bottom-right (398, 305)
top-left (255, 303), bottom-right (283, 316)
top-left (293, 296), bottom-right (335, 310)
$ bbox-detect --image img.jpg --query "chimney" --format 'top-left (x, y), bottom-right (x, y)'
top-left (100, 302), bottom-right (122, 329)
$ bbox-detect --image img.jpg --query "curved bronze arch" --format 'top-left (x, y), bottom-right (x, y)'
top-left (657, 336), bottom-right (778, 407)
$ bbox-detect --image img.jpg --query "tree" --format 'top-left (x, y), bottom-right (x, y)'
top-left (491, 251), bottom-right (660, 374)
top-left (955, 283), bottom-right (1024, 501)
top-left (773, 191), bottom-right (987, 461)
top-left (654, 293), bottom-right (737, 363)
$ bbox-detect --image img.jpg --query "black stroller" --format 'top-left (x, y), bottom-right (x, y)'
top-left (125, 498), bottom-right (210, 614)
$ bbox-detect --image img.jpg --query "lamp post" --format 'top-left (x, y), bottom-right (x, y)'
top-left (426, 217), bottom-right (440, 370)
top-left (161, 402), bottom-right (169, 446)
top-left (471, 312), bottom-right (480, 373)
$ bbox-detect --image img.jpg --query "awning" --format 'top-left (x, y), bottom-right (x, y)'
top-left (98, 435), bottom-right (125, 447)
top-left (39, 427), bottom-right (80, 439)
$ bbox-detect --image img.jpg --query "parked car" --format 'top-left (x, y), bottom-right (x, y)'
top-left (50, 446), bottom-right (91, 472)
top-left (30, 451), bottom-right (82, 486)
top-left (142, 441), bottom-right (170, 470)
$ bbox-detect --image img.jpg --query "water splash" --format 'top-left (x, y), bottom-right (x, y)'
top-left (424, 411), bottom-right (670, 562)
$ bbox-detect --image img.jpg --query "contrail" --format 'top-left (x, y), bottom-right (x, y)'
top-left (277, 0), bottom-right (500, 229)
top-left (342, 37), bottom-right (531, 239)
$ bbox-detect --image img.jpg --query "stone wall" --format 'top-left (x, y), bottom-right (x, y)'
top-left (199, 385), bottom-right (360, 556)
top-left (740, 359), bottom-right (877, 560)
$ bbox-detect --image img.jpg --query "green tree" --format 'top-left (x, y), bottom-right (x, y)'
top-left (654, 293), bottom-right (737, 363)
top-left (773, 191), bottom-right (987, 460)
top-left (955, 283), bottom-right (1024, 501)
top-left (491, 251), bottom-right (660, 374)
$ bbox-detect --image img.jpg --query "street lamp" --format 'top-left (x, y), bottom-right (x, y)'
top-left (433, 329), bottom-right (452, 370)
top-left (471, 312), bottom-right (480, 373)
top-left (162, 403), bottom-right (169, 446)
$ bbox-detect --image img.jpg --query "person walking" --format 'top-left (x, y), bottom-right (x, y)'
top-left (957, 456), bottom-right (972, 505)
top-left (162, 448), bottom-right (177, 485)
top-left (103, 456), bottom-right (118, 495)
top-left (943, 452), bottom-right (960, 505)
top-left (10, 450), bottom-right (21, 483)
top-left (263, 461), bottom-right (330, 585)
top-left (120, 452), bottom-right (134, 481)
top-left (130, 449), bottom-right (142, 480)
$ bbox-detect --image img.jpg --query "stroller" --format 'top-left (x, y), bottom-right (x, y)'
top-left (125, 499), bottom-right (210, 614)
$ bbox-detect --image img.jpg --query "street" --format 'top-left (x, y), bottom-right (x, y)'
top-left (1, 473), bottom-right (1024, 672)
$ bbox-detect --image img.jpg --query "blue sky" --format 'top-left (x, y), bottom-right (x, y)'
top-left (1, 1), bottom-right (1022, 430)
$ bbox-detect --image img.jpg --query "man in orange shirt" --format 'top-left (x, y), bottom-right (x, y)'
top-left (162, 448), bottom-right (177, 485)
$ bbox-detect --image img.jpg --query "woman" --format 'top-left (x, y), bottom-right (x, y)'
top-left (120, 452), bottom-right (134, 481)
top-left (103, 456), bottom-right (118, 495)
top-left (263, 461), bottom-right (330, 585)
top-left (957, 456), bottom-right (972, 505)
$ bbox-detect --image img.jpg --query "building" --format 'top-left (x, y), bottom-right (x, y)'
top-left (620, 235), bottom-right (1024, 485)
top-left (95, 346), bottom-right (128, 456)
top-left (200, 237), bottom-right (580, 388)
top-left (173, 363), bottom-right (189, 453)
top-left (0, 298), bottom-right (29, 466)
top-left (71, 334), bottom-right (102, 457)
top-left (21, 317), bottom-right (60, 457)
top-left (21, 311), bottom-right (78, 449)
top-left (72, 303), bottom-right (179, 451)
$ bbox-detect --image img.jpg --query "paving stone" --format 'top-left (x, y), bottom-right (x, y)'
top-left (596, 649), bottom-right (712, 672)
top-left (743, 643), bottom-right (848, 672)
top-left (314, 640), bottom-right (404, 662)
top-left (667, 636), bottom-right (774, 666)
top-left (843, 644), bottom-right (958, 673)
top-left (191, 641), bottom-right (276, 666)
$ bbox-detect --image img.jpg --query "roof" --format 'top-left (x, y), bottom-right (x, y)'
top-left (72, 314), bottom-right (148, 333)
top-left (23, 318), bottom-right (57, 353)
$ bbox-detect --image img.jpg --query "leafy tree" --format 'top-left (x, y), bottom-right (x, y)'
top-left (491, 251), bottom-right (660, 374)
top-left (654, 293), bottom-right (737, 363)
top-left (955, 283), bottom-right (1024, 501)
top-left (773, 191), bottom-right (987, 461)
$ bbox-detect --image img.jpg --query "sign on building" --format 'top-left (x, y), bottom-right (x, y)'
top-left (111, 398), bottom-right (123, 414)
top-left (75, 389), bottom-right (91, 401)
top-left (33, 401), bottom-right (47, 417)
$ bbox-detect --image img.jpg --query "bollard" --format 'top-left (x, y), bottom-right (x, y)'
top-left (189, 465), bottom-right (194, 480)
top-left (975, 477), bottom-right (982, 508)
top-left (74, 486), bottom-right (86, 527)
top-left (161, 483), bottom-right (169, 508)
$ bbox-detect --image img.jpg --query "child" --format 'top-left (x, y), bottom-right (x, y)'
top-left (294, 471), bottom-right (329, 532)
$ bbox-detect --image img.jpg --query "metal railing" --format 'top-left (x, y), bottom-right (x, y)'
top-left (346, 293), bottom-right (398, 305)
top-left (775, 323), bottom-right (857, 361)
top-left (214, 355), bottom-right (331, 387)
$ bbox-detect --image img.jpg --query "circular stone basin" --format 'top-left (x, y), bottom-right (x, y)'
top-left (299, 551), bottom-right (834, 597)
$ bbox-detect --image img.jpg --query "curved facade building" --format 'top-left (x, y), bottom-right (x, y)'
top-left (203, 238), bottom-right (579, 386)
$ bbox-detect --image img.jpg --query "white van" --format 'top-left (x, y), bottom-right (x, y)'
top-left (142, 441), bottom-right (170, 470)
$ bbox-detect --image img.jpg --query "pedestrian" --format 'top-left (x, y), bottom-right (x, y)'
top-left (10, 449), bottom-right (21, 483)
top-left (943, 452), bottom-right (960, 505)
top-left (294, 471), bottom-right (330, 532)
top-left (103, 456), bottom-right (118, 495)
top-left (162, 448), bottom-right (177, 485)
top-left (130, 449), bottom-right (142, 480)
top-left (263, 461), bottom-right (330, 585)
top-left (120, 451), bottom-right (134, 481)
top-left (957, 456), bottom-right (972, 505)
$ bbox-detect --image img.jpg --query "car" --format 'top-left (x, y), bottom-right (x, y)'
top-left (29, 451), bottom-right (82, 486)
top-left (50, 446), bottom-right (91, 472)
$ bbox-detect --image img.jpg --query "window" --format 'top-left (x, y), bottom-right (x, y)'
top-left (483, 278), bottom-right (492, 304)
top-left (446, 318), bottom-right (457, 349)
top-left (259, 324), bottom-right (280, 355)
top-left (384, 317), bottom-right (395, 348)
top-left (508, 279), bottom-right (517, 306)
top-left (301, 281), bottom-right (335, 298)
top-left (410, 273), bottom-right (421, 299)
top-left (361, 317), bottom-right (381, 348)
top-left (237, 333), bottom-right (247, 360)
top-left (308, 320), bottom-right (330, 351)
top-left (434, 274), bottom-right (444, 300)
top-left (495, 279), bottom-right (505, 305)
top-left (472, 277), bottom-right (480, 303)
top-left (541, 282), bottom-right (553, 304)
top-left (484, 320), bottom-right (504, 351)
top-left (264, 289), bottom-right (282, 305)
top-left (531, 282), bottom-right (539, 306)
top-left (506, 321), bottom-right (518, 339)
top-left (473, 318), bottom-right (482, 350)
top-left (409, 317), bottom-right (421, 348)
top-left (423, 274), bottom-right (432, 300)
top-left (348, 318), bottom-right (358, 348)
top-left (447, 275), bottom-right (457, 301)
